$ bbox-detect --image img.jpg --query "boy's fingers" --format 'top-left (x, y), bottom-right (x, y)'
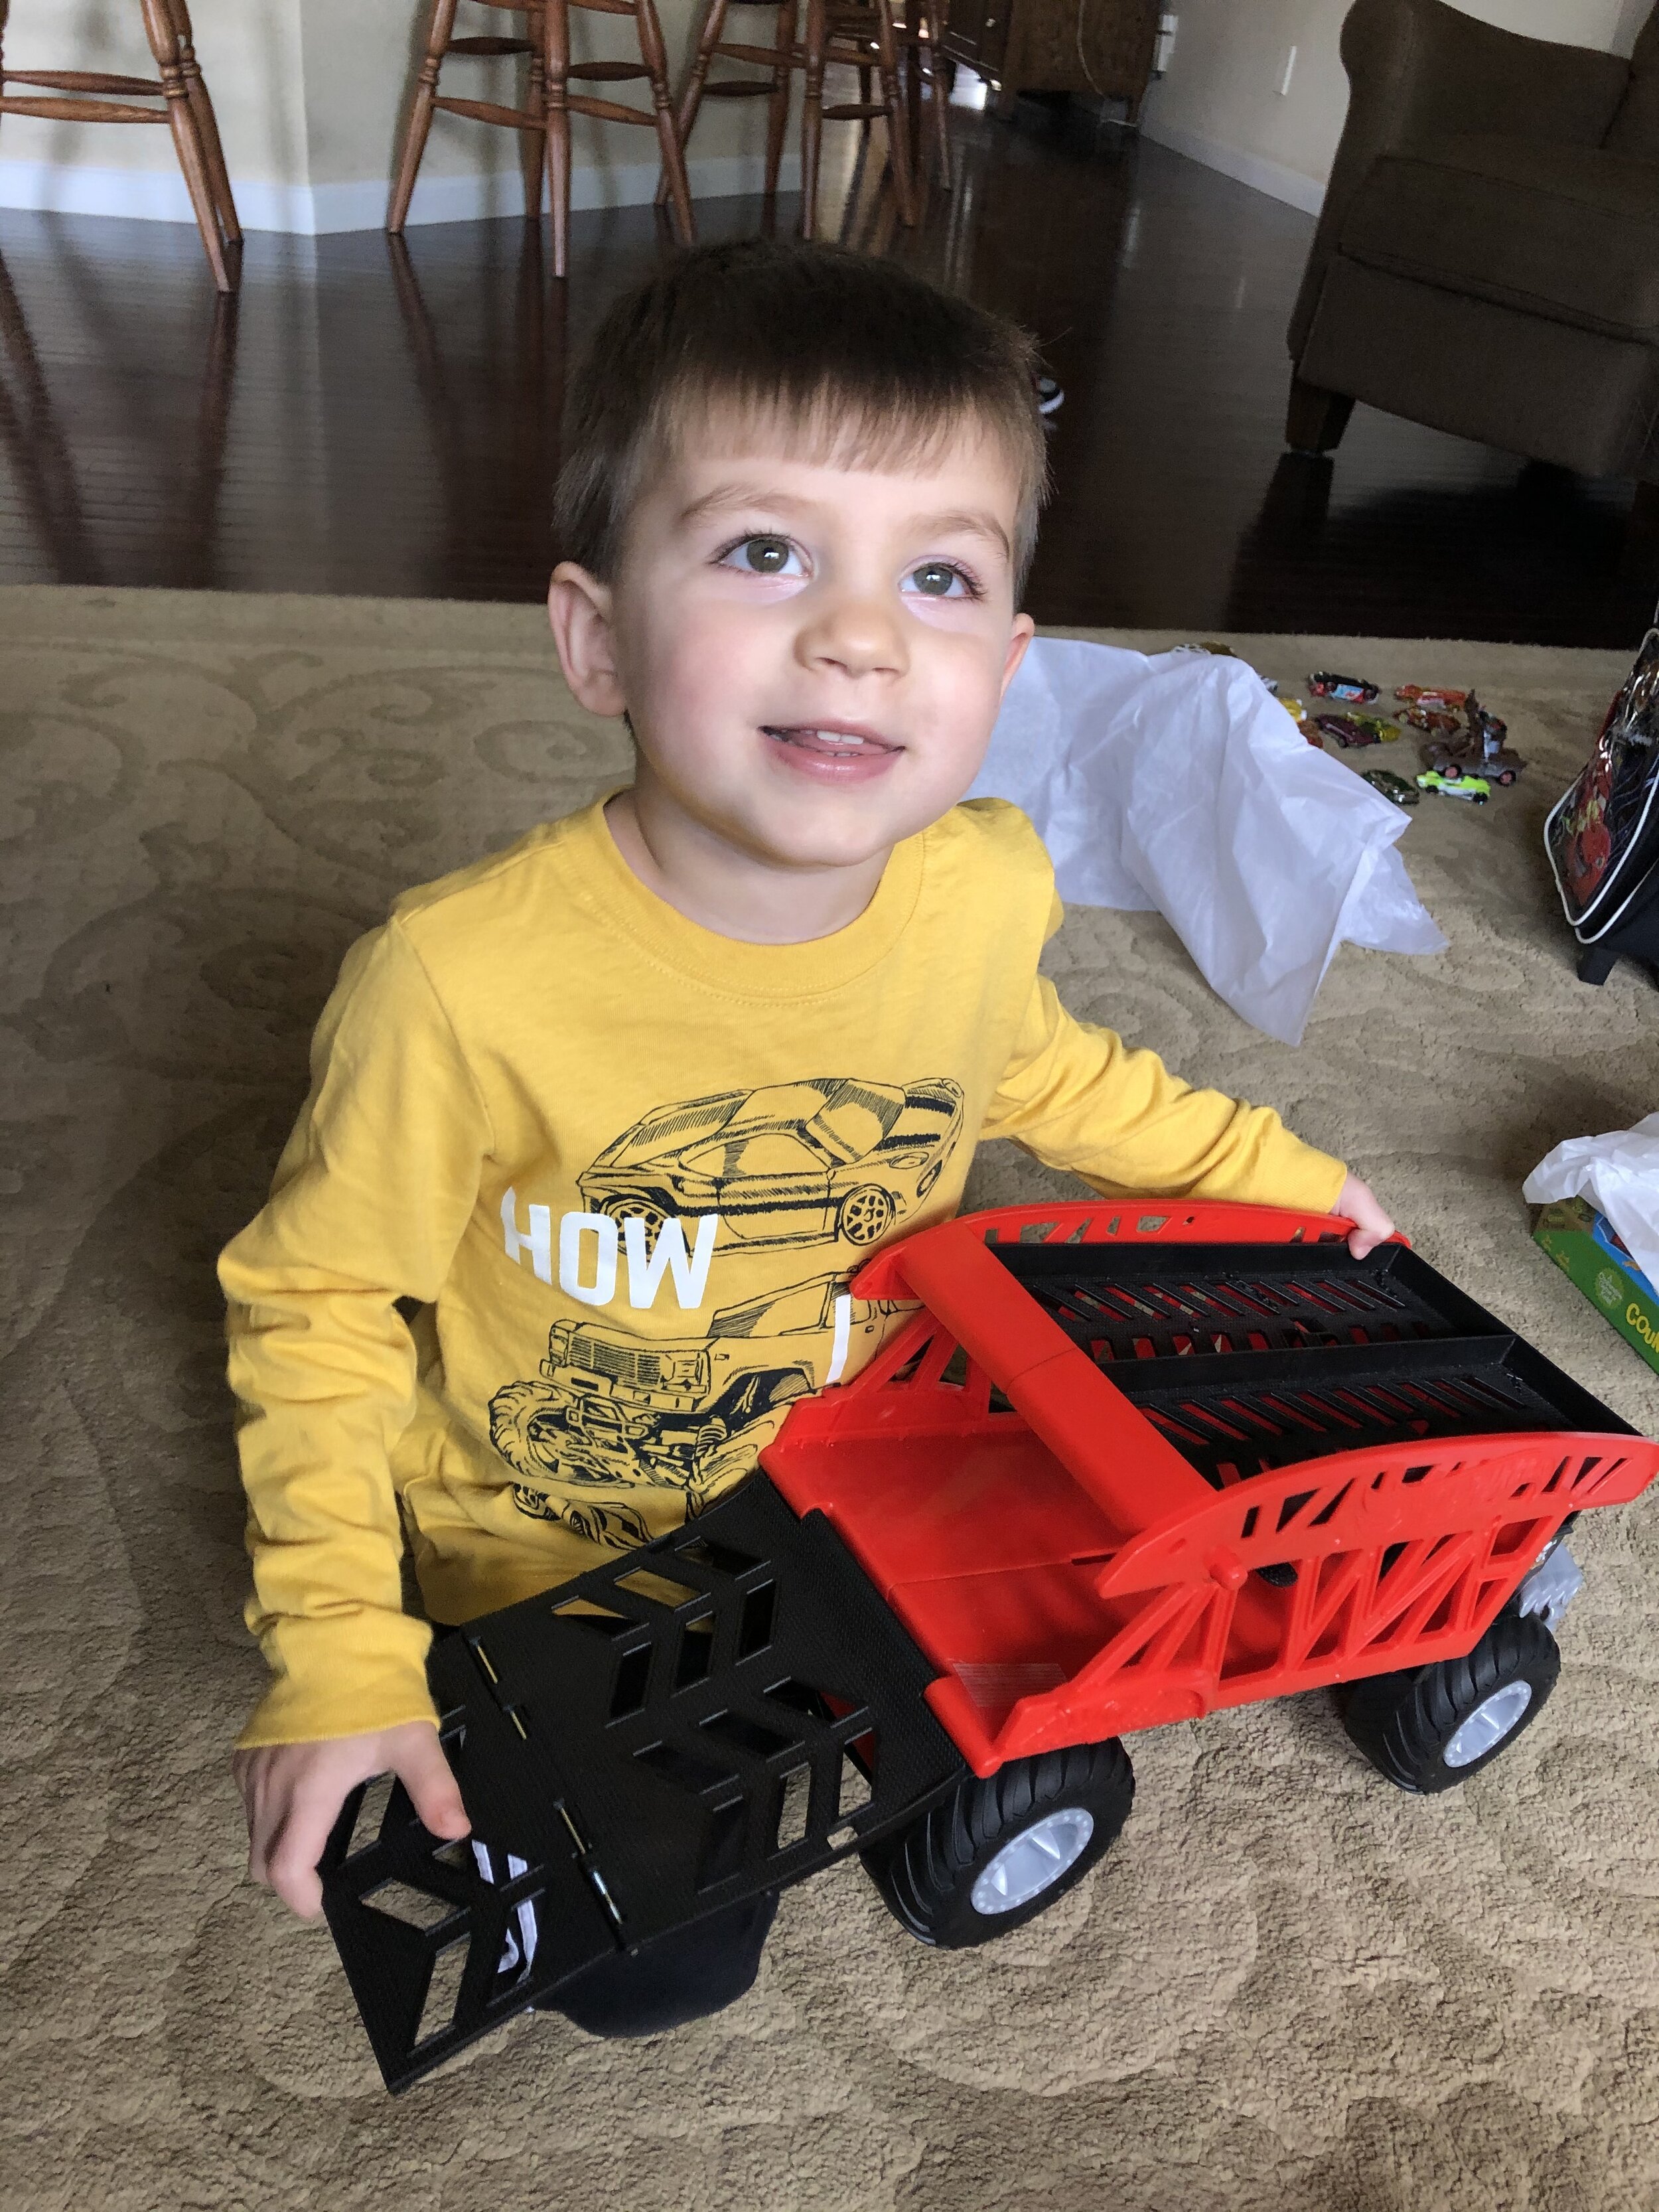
top-left (394, 1733), bottom-right (471, 1842)
top-left (265, 1793), bottom-right (336, 1921)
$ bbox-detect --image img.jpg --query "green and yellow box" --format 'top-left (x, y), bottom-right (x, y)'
top-left (1534, 1197), bottom-right (1659, 1376)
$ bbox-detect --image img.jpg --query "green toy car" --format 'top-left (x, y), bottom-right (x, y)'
top-left (1362, 769), bottom-right (1419, 808)
top-left (1417, 769), bottom-right (1490, 804)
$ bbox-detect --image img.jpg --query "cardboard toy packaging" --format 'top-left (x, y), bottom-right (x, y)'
top-left (1534, 1197), bottom-right (1659, 1376)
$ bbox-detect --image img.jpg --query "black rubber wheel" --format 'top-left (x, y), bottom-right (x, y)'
top-left (861, 1739), bottom-right (1133, 1949)
top-left (1341, 1611), bottom-right (1559, 1795)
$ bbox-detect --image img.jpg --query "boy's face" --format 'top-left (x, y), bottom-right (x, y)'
top-left (549, 414), bottom-right (1035, 878)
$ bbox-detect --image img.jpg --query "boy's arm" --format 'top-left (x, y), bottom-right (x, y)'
top-left (983, 970), bottom-right (1350, 1215)
top-left (220, 919), bottom-right (494, 1751)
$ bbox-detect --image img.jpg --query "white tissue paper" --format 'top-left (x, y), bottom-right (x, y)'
top-left (1523, 1114), bottom-right (1659, 1289)
top-left (969, 636), bottom-right (1447, 1045)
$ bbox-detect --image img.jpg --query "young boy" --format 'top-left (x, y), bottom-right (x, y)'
top-left (225, 239), bottom-right (1392, 2035)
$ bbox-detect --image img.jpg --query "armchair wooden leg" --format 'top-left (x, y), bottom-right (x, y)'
top-left (1286, 376), bottom-right (1353, 456)
top-left (1619, 478), bottom-right (1659, 587)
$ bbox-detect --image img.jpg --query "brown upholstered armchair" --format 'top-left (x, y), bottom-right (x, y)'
top-left (1287, 0), bottom-right (1659, 492)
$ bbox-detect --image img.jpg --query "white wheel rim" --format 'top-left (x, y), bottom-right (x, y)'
top-left (970, 1806), bottom-right (1095, 1915)
top-left (1444, 1680), bottom-right (1532, 1768)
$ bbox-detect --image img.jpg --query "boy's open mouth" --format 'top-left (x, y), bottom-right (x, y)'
top-left (761, 724), bottom-right (901, 760)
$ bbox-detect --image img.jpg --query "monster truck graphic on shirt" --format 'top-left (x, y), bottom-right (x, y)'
top-left (577, 1075), bottom-right (964, 1251)
top-left (492, 1274), bottom-right (905, 1549)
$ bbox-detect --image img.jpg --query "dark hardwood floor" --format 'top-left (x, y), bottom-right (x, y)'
top-left (0, 97), bottom-right (1652, 644)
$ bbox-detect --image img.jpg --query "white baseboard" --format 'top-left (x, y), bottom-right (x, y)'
top-left (1137, 115), bottom-right (1325, 218)
top-left (0, 150), bottom-right (803, 236)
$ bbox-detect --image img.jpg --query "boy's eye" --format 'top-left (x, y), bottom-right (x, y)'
top-left (906, 561), bottom-right (969, 598)
top-left (727, 535), bottom-right (800, 576)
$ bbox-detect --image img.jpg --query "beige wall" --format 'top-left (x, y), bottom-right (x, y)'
top-left (0, 0), bottom-right (781, 229)
top-left (1141, 0), bottom-right (1643, 205)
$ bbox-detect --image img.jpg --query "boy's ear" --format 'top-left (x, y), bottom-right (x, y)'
top-left (999, 613), bottom-right (1037, 701)
top-left (548, 562), bottom-right (628, 717)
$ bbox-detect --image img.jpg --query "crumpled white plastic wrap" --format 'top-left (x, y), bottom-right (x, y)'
top-left (1523, 1114), bottom-right (1659, 1288)
top-left (968, 636), bottom-right (1447, 1045)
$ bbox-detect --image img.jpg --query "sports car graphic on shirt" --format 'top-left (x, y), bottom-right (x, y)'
top-left (577, 1075), bottom-right (965, 1252)
top-left (492, 1274), bottom-right (906, 1550)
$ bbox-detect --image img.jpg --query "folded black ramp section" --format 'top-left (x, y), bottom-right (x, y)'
top-left (322, 1474), bottom-right (965, 2091)
top-left (321, 1696), bottom-right (620, 2095)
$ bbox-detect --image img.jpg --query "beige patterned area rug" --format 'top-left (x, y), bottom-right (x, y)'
top-left (3, 587), bottom-right (1657, 2212)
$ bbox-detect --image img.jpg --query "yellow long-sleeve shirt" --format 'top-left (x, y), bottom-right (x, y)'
top-left (221, 796), bottom-right (1346, 1746)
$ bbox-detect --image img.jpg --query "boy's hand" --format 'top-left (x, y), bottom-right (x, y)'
top-left (1338, 1173), bottom-right (1396, 1260)
top-left (232, 1720), bottom-right (470, 1922)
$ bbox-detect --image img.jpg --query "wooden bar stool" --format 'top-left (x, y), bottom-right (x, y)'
top-left (665, 0), bottom-right (916, 238)
top-left (389, 0), bottom-right (695, 279)
top-left (0, 0), bottom-right (240, 293)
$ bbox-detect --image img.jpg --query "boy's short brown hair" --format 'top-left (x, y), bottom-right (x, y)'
top-left (555, 240), bottom-right (1048, 595)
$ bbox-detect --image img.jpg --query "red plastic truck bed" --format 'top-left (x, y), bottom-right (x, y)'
top-left (762, 1203), bottom-right (1658, 1774)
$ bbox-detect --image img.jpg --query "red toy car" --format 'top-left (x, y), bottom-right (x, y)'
top-left (323, 1202), bottom-right (1658, 2089)
top-left (1315, 712), bottom-right (1400, 749)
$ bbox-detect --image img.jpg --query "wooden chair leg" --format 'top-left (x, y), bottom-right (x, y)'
top-left (633, 0), bottom-right (695, 246)
top-left (524, 5), bottom-right (547, 218)
top-left (800, 0), bottom-right (826, 238)
top-left (658, 0), bottom-right (729, 206)
top-left (543, 0), bottom-right (572, 277)
top-left (764, 0), bottom-right (796, 197)
top-left (164, 0), bottom-right (240, 244)
top-left (139, 0), bottom-right (232, 290)
top-left (871, 0), bottom-right (915, 225)
top-left (903, 31), bottom-right (922, 186)
top-left (921, 0), bottom-right (949, 188)
top-left (389, 0), bottom-right (460, 232)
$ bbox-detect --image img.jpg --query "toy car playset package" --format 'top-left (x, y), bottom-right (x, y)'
top-left (1546, 622), bottom-right (1659, 986)
top-left (319, 1201), bottom-right (1659, 2093)
top-left (1534, 1199), bottom-right (1659, 1380)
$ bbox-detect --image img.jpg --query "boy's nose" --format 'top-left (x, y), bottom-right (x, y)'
top-left (794, 591), bottom-right (908, 681)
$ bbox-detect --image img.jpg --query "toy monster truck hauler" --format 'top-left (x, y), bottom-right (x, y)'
top-left (321, 1203), bottom-right (1658, 2092)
